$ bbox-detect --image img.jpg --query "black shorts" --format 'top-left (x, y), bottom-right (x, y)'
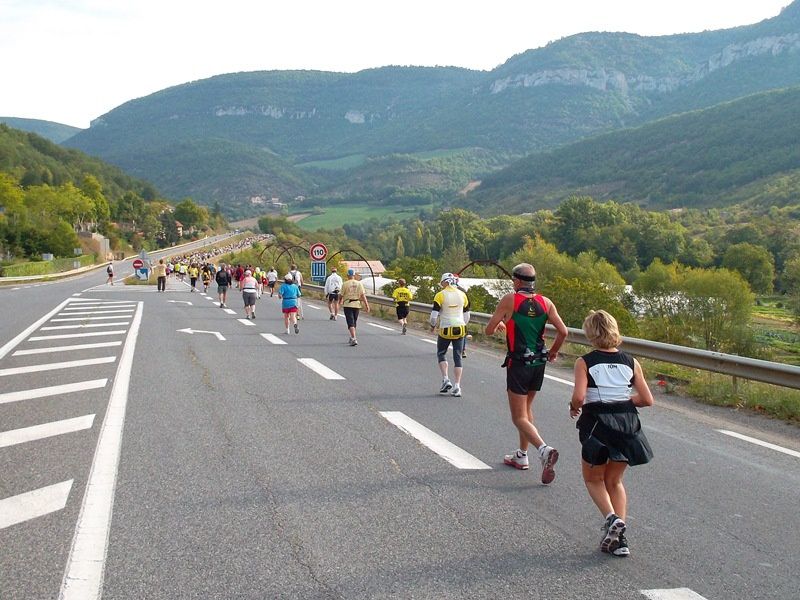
top-left (268, 281), bottom-right (276, 289)
top-left (327, 291), bottom-right (340, 302)
top-left (506, 361), bottom-right (546, 395)
top-left (344, 306), bottom-right (360, 329)
top-left (396, 304), bottom-right (409, 319)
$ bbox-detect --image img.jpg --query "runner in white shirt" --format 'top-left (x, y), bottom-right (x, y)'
top-left (324, 267), bottom-right (343, 320)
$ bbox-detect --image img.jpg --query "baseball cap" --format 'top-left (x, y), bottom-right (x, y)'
top-left (347, 269), bottom-right (355, 276)
top-left (244, 269), bottom-right (252, 275)
top-left (284, 273), bottom-right (293, 281)
top-left (440, 272), bottom-right (457, 285)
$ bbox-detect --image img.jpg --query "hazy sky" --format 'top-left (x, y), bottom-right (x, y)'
top-left (0, 0), bottom-right (792, 128)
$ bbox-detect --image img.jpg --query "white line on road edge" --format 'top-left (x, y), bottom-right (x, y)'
top-left (41, 322), bottom-right (130, 331)
top-left (260, 333), bottom-right (287, 345)
top-left (298, 358), bottom-right (345, 380)
top-left (544, 374), bottom-right (574, 386)
top-left (640, 589), bottom-right (709, 600)
top-left (28, 331), bottom-right (127, 341)
top-left (0, 379), bottom-right (108, 406)
top-left (304, 304), bottom-right (321, 310)
top-left (367, 323), bottom-right (395, 331)
top-left (0, 480), bottom-right (74, 530)
top-left (13, 341), bottom-right (123, 356)
top-left (716, 429), bottom-right (800, 459)
top-left (237, 318), bottom-right (255, 327)
top-left (380, 411), bottom-right (492, 470)
top-left (0, 414), bottom-right (95, 448)
top-left (421, 339), bottom-right (437, 345)
top-left (0, 297), bottom-right (72, 360)
top-left (0, 356), bottom-right (117, 377)
top-left (59, 301), bottom-right (143, 600)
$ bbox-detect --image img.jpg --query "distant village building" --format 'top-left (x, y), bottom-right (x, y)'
top-left (342, 260), bottom-right (386, 278)
top-left (249, 195), bottom-right (267, 206)
top-left (175, 220), bottom-right (183, 237)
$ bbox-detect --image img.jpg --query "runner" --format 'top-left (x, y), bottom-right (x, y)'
top-left (569, 310), bottom-right (654, 557)
top-left (289, 264), bottom-right (304, 319)
top-left (392, 278), bottom-right (413, 334)
top-left (338, 268), bottom-right (370, 346)
top-left (153, 258), bottom-right (167, 292)
top-left (241, 269), bottom-right (258, 319)
top-left (324, 267), bottom-right (343, 320)
top-left (278, 273), bottom-right (301, 334)
top-left (266, 266), bottom-right (278, 297)
top-left (188, 263), bottom-right (199, 292)
top-left (484, 262), bottom-right (568, 484)
top-left (201, 266), bottom-right (212, 293)
top-left (215, 262), bottom-right (232, 308)
top-left (429, 273), bottom-right (470, 397)
top-left (106, 262), bottom-right (114, 285)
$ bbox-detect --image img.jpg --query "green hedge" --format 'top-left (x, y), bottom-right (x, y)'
top-left (1, 254), bottom-right (96, 277)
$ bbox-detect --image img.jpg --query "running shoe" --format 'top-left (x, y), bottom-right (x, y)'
top-left (503, 450), bottom-right (529, 470)
top-left (330, 314), bottom-right (335, 320)
top-left (285, 328), bottom-right (291, 335)
top-left (439, 379), bottom-right (452, 394)
top-left (294, 323), bottom-right (299, 334)
top-left (539, 446), bottom-right (559, 484)
top-left (611, 533), bottom-right (630, 557)
top-left (600, 515), bottom-right (626, 554)
top-left (251, 312), bottom-right (256, 319)
top-left (461, 351), bottom-right (467, 358)
top-left (450, 385), bottom-right (462, 397)
top-left (350, 338), bottom-right (358, 346)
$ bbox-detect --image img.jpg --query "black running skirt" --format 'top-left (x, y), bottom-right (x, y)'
top-left (577, 401), bottom-right (653, 466)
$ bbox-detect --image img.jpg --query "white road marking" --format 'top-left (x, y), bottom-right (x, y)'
top-left (640, 589), bottom-right (709, 600)
top-left (716, 429), bottom-right (800, 459)
top-left (260, 333), bottom-right (287, 345)
top-left (0, 356), bottom-right (117, 377)
top-left (422, 339), bottom-right (437, 345)
top-left (68, 300), bottom-right (135, 305)
top-left (0, 297), bottom-right (73, 360)
top-left (12, 287), bottom-right (21, 291)
top-left (237, 318), bottom-right (255, 327)
top-left (41, 322), bottom-right (130, 330)
top-left (298, 358), bottom-right (345, 380)
top-left (13, 341), bottom-right (122, 356)
top-left (544, 374), bottom-right (574, 386)
top-left (0, 414), bottom-right (95, 448)
top-left (72, 293), bottom-right (81, 296)
top-left (28, 330), bottom-right (127, 341)
top-left (367, 323), bottom-right (395, 331)
top-left (176, 328), bottom-right (226, 341)
top-left (167, 300), bottom-right (193, 305)
top-left (51, 315), bottom-right (134, 322)
top-left (223, 308), bottom-right (236, 314)
top-left (60, 302), bottom-right (143, 600)
top-left (0, 379), bottom-right (108, 405)
top-left (380, 411), bottom-right (491, 470)
top-left (59, 309), bottom-right (134, 315)
top-left (304, 304), bottom-right (321, 310)
top-left (0, 480), bottom-right (74, 530)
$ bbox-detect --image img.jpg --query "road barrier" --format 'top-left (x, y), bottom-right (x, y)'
top-left (306, 284), bottom-right (800, 391)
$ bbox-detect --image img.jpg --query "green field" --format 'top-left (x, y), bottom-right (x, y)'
top-left (293, 204), bottom-right (420, 230)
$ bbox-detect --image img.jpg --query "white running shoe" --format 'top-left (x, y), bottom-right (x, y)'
top-left (503, 450), bottom-right (529, 470)
top-left (439, 379), bottom-right (452, 394)
top-left (450, 385), bottom-right (462, 397)
top-left (539, 446), bottom-right (559, 484)
top-left (601, 515), bottom-right (627, 554)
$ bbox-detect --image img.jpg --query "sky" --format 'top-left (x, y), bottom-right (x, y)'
top-left (0, 0), bottom-right (792, 129)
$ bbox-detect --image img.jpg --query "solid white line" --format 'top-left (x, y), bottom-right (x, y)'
top-left (298, 358), bottom-right (345, 380)
top-left (28, 330), bottom-right (127, 341)
top-left (640, 589), bottom-right (709, 600)
top-left (380, 411), bottom-right (491, 470)
top-left (41, 322), bottom-right (130, 330)
top-left (0, 414), bottom-right (95, 448)
top-left (716, 429), bottom-right (800, 459)
top-left (237, 318), bottom-right (255, 327)
top-left (0, 356), bottom-right (116, 377)
top-left (13, 341), bottom-right (122, 356)
top-left (545, 374), bottom-right (574, 386)
top-left (60, 302), bottom-right (143, 600)
top-left (304, 304), bottom-right (321, 310)
top-left (51, 315), bottom-right (133, 322)
top-left (0, 480), bottom-right (74, 530)
top-left (0, 379), bottom-right (108, 405)
top-left (0, 297), bottom-right (72, 360)
top-left (224, 308), bottom-right (236, 315)
top-left (260, 333), bottom-right (287, 345)
top-left (367, 323), bottom-right (395, 331)
top-left (421, 339), bottom-right (437, 345)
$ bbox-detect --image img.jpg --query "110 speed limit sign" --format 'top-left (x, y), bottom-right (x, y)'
top-left (309, 242), bottom-right (328, 261)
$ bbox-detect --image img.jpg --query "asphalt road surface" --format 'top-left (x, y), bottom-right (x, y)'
top-left (1, 256), bottom-right (799, 600)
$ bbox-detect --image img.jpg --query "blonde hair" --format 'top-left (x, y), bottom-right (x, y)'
top-left (582, 310), bottom-right (622, 349)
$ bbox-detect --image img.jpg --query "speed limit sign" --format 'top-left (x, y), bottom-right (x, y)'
top-left (309, 242), bottom-right (328, 261)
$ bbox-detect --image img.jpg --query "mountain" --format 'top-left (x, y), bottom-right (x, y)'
top-left (64, 1), bottom-right (800, 215)
top-left (0, 117), bottom-right (83, 144)
top-left (463, 86), bottom-right (800, 213)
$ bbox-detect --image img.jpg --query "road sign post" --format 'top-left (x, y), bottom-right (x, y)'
top-left (309, 242), bottom-right (328, 262)
top-left (311, 261), bottom-right (327, 282)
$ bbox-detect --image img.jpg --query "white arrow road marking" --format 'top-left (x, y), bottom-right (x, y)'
top-left (13, 341), bottom-right (122, 356)
top-left (237, 319), bottom-right (255, 327)
top-left (167, 300), bottom-right (193, 305)
top-left (367, 323), bottom-right (395, 331)
top-left (176, 328), bottom-right (226, 341)
top-left (380, 411), bottom-right (491, 470)
top-left (28, 330), bottom-right (127, 341)
top-left (716, 429), bottom-right (800, 459)
top-left (0, 480), bottom-right (74, 529)
top-left (641, 589), bottom-right (709, 600)
top-left (260, 333), bottom-right (287, 345)
top-left (0, 414), bottom-right (95, 448)
top-left (298, 358), bottom-right (345, 380)
top-left (59, 302), bottom-right (143, 599)
top-left (0, 379), bottom-right (108, 406)
top-left (0, 356), bottom-right (116, 377)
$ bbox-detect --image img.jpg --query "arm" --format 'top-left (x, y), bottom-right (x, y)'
top-left (631, 359), bottom-right (654, 407)
top-left (569, 358), bottom-right (588, 418)
top-left (485, 294), bottom-right (513, 335)
top-left (360, 291), bottom-right (370, 312)
top-left (545, 298), bottom-right (568, 362)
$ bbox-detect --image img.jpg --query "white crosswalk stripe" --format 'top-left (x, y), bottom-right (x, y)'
top-left (0, 415), bottom-right (95, 448)
top-left (0, 480), bottom-right (74, 530)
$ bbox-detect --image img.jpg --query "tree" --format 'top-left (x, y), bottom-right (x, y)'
top-left (541, 276), bottom-right (638, 334)
top-left (173, 198), bottom-right (208, 232)
top-left (395, 236), bottom-right (405, 258)
top-left (721, 242), bottom-right (775, 294)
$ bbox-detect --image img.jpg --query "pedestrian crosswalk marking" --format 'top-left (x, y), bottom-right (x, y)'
top-left (0, 414), bottom-right (95, 448)
top-left (0, 379), bottom-right (108, 405)
top-left (0, 480), bottom-right (74, 529)
top-left (28, 330), bottom-right (127, 341)
top-left (41, 322), bottom-right (130, 331)
top-left (13, 341), bottom-right (123, 356)
top-left (0, 356), bottom-right (117, 377)
top-left (51, 315), bottom-right (134, 322)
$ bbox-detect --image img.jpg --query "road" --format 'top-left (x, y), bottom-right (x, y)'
top-left (1, 256), bottom-right (798, 599)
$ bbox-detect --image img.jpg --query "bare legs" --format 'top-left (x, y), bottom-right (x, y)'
top-left (582, 460), bottom-right (628, 519)
top-left (508, 391), bottom-right (545, 453)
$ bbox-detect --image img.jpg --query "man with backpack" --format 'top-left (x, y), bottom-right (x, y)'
top-left (216, 262), bottom-right (232, 308)
top-left (106, 262), bottom-right (114, 285)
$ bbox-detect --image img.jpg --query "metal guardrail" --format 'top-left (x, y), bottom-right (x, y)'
top-left (306, 283), bottom-right (800, 391)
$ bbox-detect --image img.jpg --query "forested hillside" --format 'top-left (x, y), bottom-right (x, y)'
top-left (0, 117), bottom-right (82, 144)
top-left (465, 86), bottom-right (800, 213)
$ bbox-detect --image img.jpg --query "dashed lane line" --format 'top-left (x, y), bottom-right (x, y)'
top-left (544, 374), bottom-right (574, 386)
top-left (0, 480), bottom-right (74, 530)
top-left (367, 323), bottom-right (395, 332)
top-left (237, 318), bottom-right (255, 327)
top-left (0, 414), bottom-right (95, 449)
top-left (13, 341), bottom-right (123, 356)
top-left (260, 333), bottom-right (287, 345)
top-left (421, 339), bottom-right (437, 345)
top-left (380, 411), bottom-right (492, 470)
top-left (297, 358), bottom-right (345, 380)
top-left (716, 429), bottom-right (800, 459)
top-left (641, 589), bottom-right (709, 600)
top-left (224, 308), bottom-right (237, 315)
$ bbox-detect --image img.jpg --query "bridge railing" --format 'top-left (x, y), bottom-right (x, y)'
top-left (305, 283), bottom-right (800, 391)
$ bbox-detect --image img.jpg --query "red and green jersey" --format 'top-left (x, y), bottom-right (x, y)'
top-left (506, 293), bottom-right (548, 365)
